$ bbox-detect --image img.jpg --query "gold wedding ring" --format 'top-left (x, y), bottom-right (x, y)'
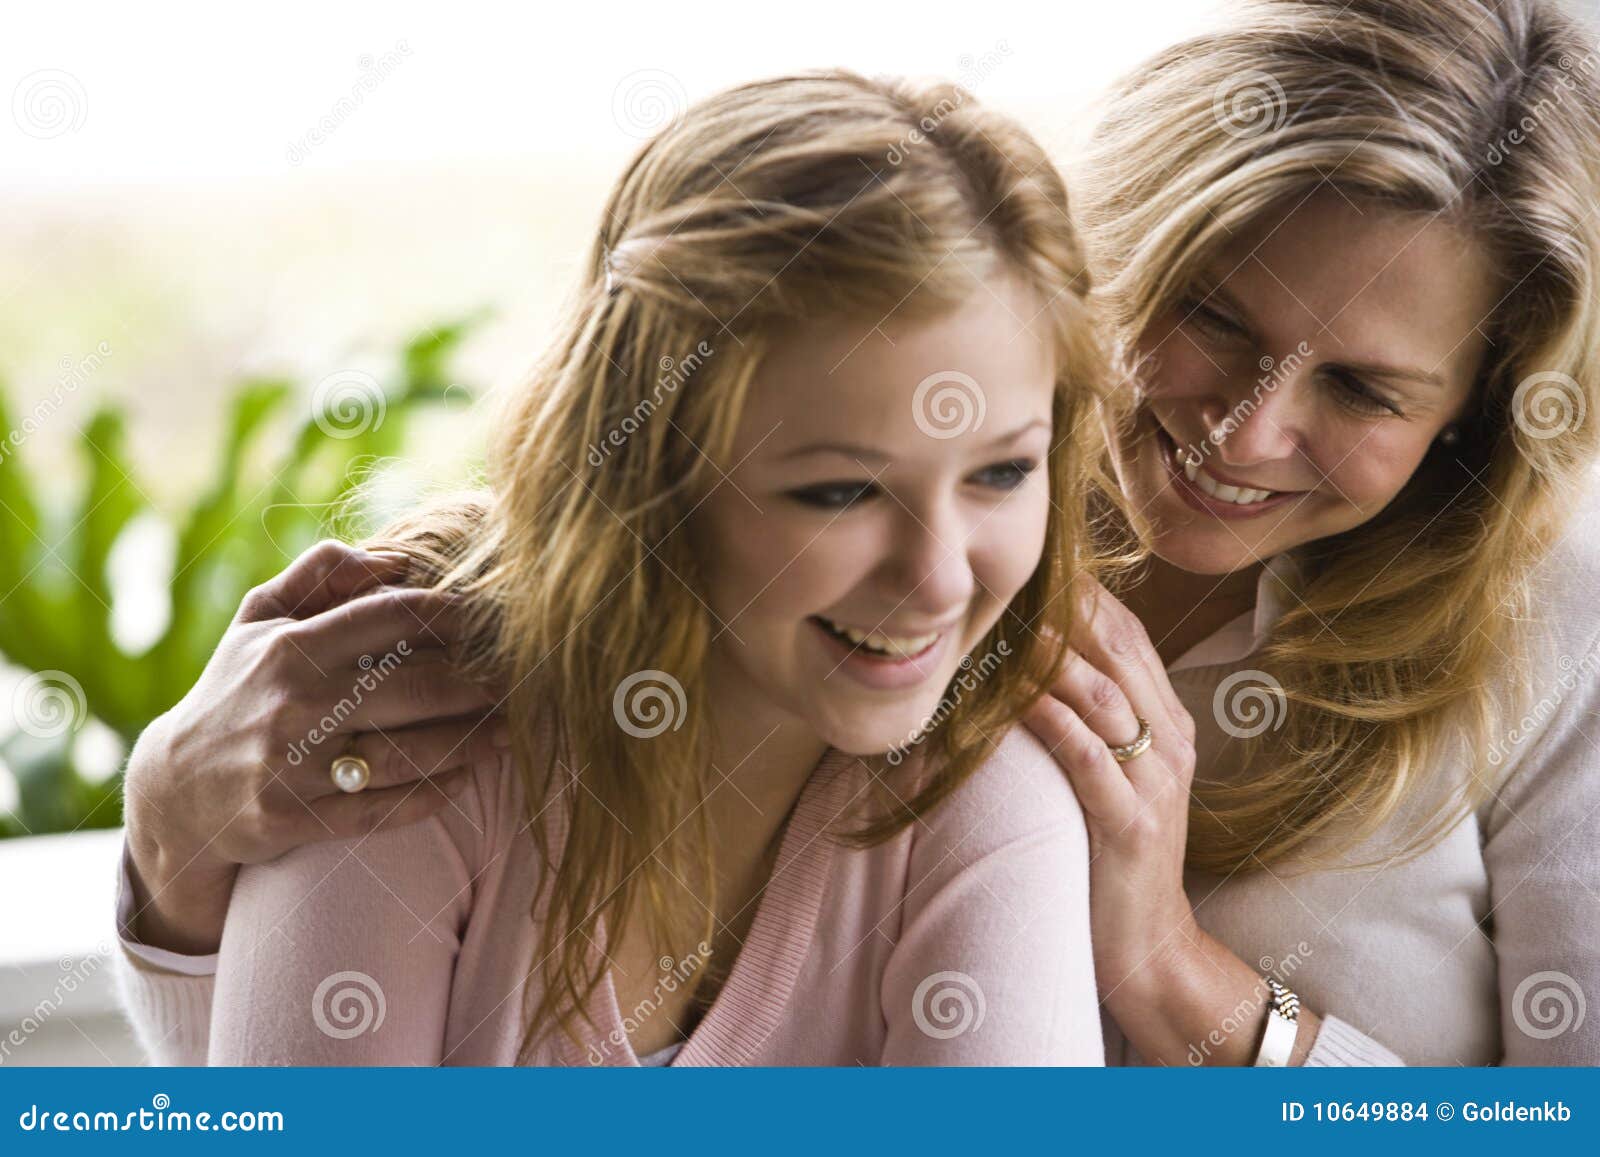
top-left (1108, 716), bottom-right (1153, 763)
top-left (330, 754), bottom-right (372, 793)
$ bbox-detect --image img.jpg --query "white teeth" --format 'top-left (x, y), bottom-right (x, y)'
top-left (818, 616), bottom-right (940, 658)
top-left (1177, 448), bottom-right (1275, 505)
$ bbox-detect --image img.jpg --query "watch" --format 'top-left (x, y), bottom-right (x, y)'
top-left (1252, 975), bottom-right (1301, 1066)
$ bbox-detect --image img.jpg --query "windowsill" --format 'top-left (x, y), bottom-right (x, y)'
top-left (0, 827), bottom-right (126, 1024)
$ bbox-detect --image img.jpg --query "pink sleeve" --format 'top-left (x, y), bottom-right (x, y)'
top-left (206, 771), bottom-right (489, 1065)
top-left (880, 726), bottom-right (1104, 1065)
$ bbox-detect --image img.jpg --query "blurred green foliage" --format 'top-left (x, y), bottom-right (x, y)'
top-left (0, 318), bottom-right (481, 839)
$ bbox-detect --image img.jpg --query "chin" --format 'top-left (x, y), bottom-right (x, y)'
top-left (812, 704), bottom-right (941, 759)
top-left (1150, 530), bottom-right (1274, 576)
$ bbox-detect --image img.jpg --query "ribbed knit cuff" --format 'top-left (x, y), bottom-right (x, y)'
top-left (1304, 1013), bottom-right (1405, 1066)
top-left (111, 943), bottom-right (215, 1066)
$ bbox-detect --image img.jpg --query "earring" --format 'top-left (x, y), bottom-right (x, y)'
top-left (1438, 426), bottom-right (1460, 446)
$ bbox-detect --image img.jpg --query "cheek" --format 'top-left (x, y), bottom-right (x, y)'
top-left (1314, 425), bottom-right (1436, 512)
top-left (695, 500), bottom-right (878, 624)
top-left (1143, 328), bottom-right (1221, 398)
top-left (970, 487), bottom-right (1051, 605)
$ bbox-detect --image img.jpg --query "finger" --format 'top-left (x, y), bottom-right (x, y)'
top-left (304, 762), bottom-right (483, 843)
top-left (238, 540), bottom-right (411, 624)
top-left (299, 652), bottom-right (503, 734)
top-left (1069, 575), bottom-right (1184, 744)
top-left (294, 712), bottom-right (511, 798)
top-left (1075, 574), bottom-right (1191, 738)
top-left (285, 585), bottom-right (476, 665)
top-left (1022, 694), bottom-right (1138, 826)
top-left (1050, 649), bottom-right (1143, 750)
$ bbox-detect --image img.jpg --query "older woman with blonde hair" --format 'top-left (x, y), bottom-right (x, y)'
top-left (1025, 0), bottom-right (1600, 1065)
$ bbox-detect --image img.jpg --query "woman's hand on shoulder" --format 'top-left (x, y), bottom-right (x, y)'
top-left (123, 539), bottom-right (509, 954)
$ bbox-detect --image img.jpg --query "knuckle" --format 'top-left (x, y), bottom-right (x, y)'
top-left (238, 584), bottom-right (275, 619)
top-left (304, 538), bottom-right (353, 569)
top-left (1103, 618), bottom-right (1148, 662)
top-left (248, 796), bottom-right (293, 848)
top-left (1122, 811), bottom-right (1161, 845)
top-left (1068, 730), bottom-right (1109, 770)
top-left (1084, 672), bottom-right (1124, 715)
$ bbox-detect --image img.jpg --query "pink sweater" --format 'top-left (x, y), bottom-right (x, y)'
top-left (120, 725), bottom-right (1104, 1065)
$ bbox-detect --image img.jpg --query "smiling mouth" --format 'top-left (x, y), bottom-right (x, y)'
top-left (810, 615), bottom-right (943, 661)
top-left (1153, 422), bottom-right (1300, 507)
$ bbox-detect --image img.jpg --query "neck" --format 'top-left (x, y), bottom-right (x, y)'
top-left (702, 653), bottom-right (830, 829)
top-left (1122, 554), bottom-right (1264, 668)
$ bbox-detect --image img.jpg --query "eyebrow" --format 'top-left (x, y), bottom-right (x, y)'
top-left (1193, 276), bottom-right (1446, 390)
top-left (778, 417), bottom-right (1052, 462)
top-left (1337, 360), bottom-right (1446, 390)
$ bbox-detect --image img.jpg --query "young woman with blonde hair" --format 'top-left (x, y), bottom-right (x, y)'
top-left (1025, 0), bottom-right (1600, 1065)
top-left (113, 71), bottom-right (1119, 1064)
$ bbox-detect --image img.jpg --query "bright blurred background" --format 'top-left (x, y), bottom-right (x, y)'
top-left (2, 0), bottom-right (1595, 1064)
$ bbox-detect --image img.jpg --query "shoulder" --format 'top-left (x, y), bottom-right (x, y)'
top-left (1479, 471), bottom-right (1600, 827)
top-left (909, 723), bottom-right (1089, 866)
top-left (1525, 471), bottom-right (1600, 660)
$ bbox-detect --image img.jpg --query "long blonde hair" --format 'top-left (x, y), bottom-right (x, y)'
top-left (367, 70), bottom-right (1120, 1050)
top-left (1077, 0), bottom-right (1600, 873)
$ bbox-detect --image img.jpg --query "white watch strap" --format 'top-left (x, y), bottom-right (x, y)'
top-left (1253, 1005), bottom-right (1298, 1066)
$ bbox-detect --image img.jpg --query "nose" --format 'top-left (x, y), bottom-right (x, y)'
top-left (1200, 371), bottom-right (1310, 468)
top-left (878, 501), bottom-right (976, 621)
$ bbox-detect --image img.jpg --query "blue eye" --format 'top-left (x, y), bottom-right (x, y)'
top-left (788, 481), bottom-right (877, 510)
top-left (971, 459), bottom-right (1038, 490)
top-left (787, 459), bottom-right (1039, 510)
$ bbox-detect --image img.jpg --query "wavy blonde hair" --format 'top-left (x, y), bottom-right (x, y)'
top-left (363, 70), bottom-right (1121, 1051)
top-left (1077, 0), bottom-right (1600, 873)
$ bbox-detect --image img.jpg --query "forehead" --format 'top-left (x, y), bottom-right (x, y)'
top-left (738, 272), bottom-right (1058, 457)
top-left (1210, 192), bottom-right (1498, 385)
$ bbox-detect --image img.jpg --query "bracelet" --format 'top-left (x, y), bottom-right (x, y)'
top-left (1252, 975), bottom-right (1300, 1067)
